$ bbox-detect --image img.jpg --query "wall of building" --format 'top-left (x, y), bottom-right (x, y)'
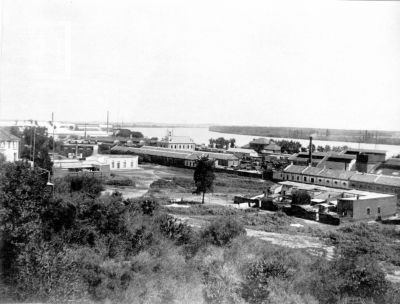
top-left (0, 140), bottom-right (19, 161)
top-left (108, 157), bottom-right (138, 170)
top-left (338, 196), bottom-right (396, 220)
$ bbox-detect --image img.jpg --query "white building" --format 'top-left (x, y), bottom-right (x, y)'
top-left (157, 135), bottom-right (195, 151)
top-left (86, 154), bottom-right (139, 170)
top-left (0, 128), bottom-right (20, 162)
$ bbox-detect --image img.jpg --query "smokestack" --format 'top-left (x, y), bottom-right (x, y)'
top-left (309, 136), bottom-right (313, 165)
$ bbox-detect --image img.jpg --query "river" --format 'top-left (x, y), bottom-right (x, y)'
top-left (127, 127), bottom-right (400, 157)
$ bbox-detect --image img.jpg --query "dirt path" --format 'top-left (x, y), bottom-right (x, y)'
top-left (172, 213), bottom-right (335, 260)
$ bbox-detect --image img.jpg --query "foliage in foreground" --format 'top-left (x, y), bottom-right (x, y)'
top-left (1, 161), bottom-right (400, 304)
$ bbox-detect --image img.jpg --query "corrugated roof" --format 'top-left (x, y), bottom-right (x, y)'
top-left (284, 165), bottom-right (308, 174)
top-left (0, 128), bottom-right (20, 141)
top-left (349, 173), bottom-right (380, 183)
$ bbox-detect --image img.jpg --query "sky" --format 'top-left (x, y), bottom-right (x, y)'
top-left (0, 0), bottom-right (399, 131)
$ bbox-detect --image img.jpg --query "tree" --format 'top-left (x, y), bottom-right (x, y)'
top-left (115, 129), bottom-right (143, 138)
top-left (209, 137), bottom-right (231, 148)
top-left (291, 190), bottom-right (311, 205)
top-left (20, 126), bottom-right (53, 172)
top-left (193, 155), bottom-right (216, 204)
top-left (229, 138), bottom-right (236, 148)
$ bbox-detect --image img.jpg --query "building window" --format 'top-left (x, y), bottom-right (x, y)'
top-left (13, 141), bottom-right (16, 148)
top-left (319, 179), bottom-right (322, 183)
top-left (131, 161), bottom-right (133, 167)
top-left (111, 161), bottom-right (114, 168)
top-left (326, 180), bottom-right (330, 184)
top-left (343, 182), bottom-right (346, 187)
top-left (175, 145), bottom-right (177, 149)
top-left (378, 207), bottom-right (381, 214)
top-left (311, 178), bottom-right (315, 183)
top-left (297, 176), bottom-right (300, 181)
top-left (367, 208), bottom-right (370, 215)
top-left (117, 162), bottom-right (120, 169)
top-left (304, 177), bottom-right (307, 182)
top-left (14, 153), bottom-right (17, 161)
top-left (123, 161), bottom-right (126, 168)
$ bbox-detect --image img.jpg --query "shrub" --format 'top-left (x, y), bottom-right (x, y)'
top-left (150, 179), bottom-right (177, 189)
top-left (105, 179), bottom-right (134, 186)
top-left (202, 217), bottom-right (246, 246)
top-left (291, 190), bottom-right (311, 205)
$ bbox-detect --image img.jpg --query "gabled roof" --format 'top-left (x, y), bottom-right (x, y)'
top-left (349, 173), bottom-right (380, 183)
top-left (374, 175), bottom-right (400, 187)
top-left (317, 169), bottom-right (357, 180)
top-left (303, 166), bottom-right (324, 175)
top-left (283, 165), bottom-right (308, 174)
top-left (0, 128), bottom-right (20, 141)
top-left (240, 144), bottom-right (251, 149)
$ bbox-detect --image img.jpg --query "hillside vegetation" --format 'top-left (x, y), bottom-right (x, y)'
top-left (1, 161), bottom-right (400, 303)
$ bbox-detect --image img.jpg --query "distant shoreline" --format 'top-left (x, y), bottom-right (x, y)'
top-left (209, 126), bottom-right (400, 146)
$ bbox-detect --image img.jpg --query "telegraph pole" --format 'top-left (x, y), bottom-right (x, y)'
top-left (52, 112), bottom-right (55, 152)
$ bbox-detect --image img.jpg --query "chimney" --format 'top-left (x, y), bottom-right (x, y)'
top-left (309, 136), bottom-right (313, 165)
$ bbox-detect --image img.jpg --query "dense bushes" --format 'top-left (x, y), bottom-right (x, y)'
top-left (150, 178), bottom-right (177, 189)
top-left (202, 217), bottom-right (246, 246)
top-left (105, 175), bottom-right (135, 187)
top-left (2, 162), bottom-right (400, 303)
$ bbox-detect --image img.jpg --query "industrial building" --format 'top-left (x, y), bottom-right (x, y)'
top-left (111, 146), bottom-right (240, 168)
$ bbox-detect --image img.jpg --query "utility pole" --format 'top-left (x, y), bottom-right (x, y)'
top-left (32, 127), bottom-right (36, 167)
top-left (52, 112), bottom-right (55, 153)
top-left (107, 111), bottom-right (109, 134)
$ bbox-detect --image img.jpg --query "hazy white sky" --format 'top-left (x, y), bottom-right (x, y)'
top-left (0, 0), bottom-right (399, 130)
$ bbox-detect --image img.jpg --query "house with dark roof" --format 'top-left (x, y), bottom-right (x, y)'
top-left (249, 138), bottom-right (280, 153)
top-left (0, 128), bottom-right (20, 161)
top-left (344, 148), bottom-right (386, 173)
